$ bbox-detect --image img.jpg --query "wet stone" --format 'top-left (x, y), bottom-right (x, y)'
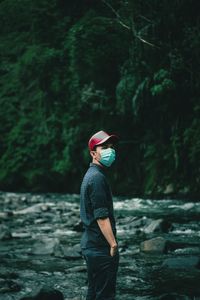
top-left (0, 225), bottom-right (12, 240)
top-left (158, 294), bottom-right (192, 300)
top-left (174, 247), bottom-right (200, 255)
top-left (19, 287), bottom-right (64, 300)
top-left (140, 237), bottom-right (168, 253)
top-left (66, 266), bottom-right (87, 273)
top-left (0, 279), bottom-right (21, 293)
top-left (32, 238), bottom-right (60, 255)
top-left (12, 232), bottom-right (32, 239)
top-left (162, 256), bottom-right (200, 269)
top-left (54, 243), bottom-right (82, 259)
top-left (143, 219), bottom-right (172, 234)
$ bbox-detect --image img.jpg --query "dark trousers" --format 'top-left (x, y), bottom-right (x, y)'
top-left (83, 250), bottom-right (119, 300)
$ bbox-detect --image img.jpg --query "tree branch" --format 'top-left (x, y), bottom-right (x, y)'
top-left (101, 0), bottom-right (159, 48)
top-left (101, 0), bottom-right (131, 30)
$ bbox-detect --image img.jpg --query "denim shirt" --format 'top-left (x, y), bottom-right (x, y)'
top-left (80, 163), bottom-right (116, 251)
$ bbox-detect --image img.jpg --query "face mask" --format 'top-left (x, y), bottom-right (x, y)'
top-left (99, 148), bottom-right (116, 167)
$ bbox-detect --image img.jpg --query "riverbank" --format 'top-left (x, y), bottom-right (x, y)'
top-left (0, 192), bottom-right (200, 299)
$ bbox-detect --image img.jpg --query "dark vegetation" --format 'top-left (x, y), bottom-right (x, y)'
top-left (0, 0), bottom-right (199, 197)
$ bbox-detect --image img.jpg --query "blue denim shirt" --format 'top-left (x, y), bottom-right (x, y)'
top-left (80, 163), bottom-right (116, 252)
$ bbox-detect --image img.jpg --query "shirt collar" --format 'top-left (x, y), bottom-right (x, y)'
top-left (89, 162), bottom-right (105, 174)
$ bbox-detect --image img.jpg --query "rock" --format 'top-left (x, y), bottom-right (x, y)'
top-left (14, 203), bottom-right (53, 215)
top-left (130, 217), bottom-right (148, 228)
top-left (63, 243), bottom-right (82, 258)
top-left (32, 238), bottom-right (60, 255)
top-left (167, 240), bottom-right (200, 252)
top-left (21, 196), bottom-right (28, 203)
top-left (54, 243), bottom-right (82, 259)
top-left (0, 211), bottom-right (13, 219)
top-left (53, 243), bottom-right (65, 258)
top-left (34, 218), bottom-right (47, 224)
top-left (53, 243), bottom-right (82, 259)
top-left (6, 210), bottom-right (14, 217)
top-left (140, 237), bottom-right (168, 253)
top-left (179, 186), bottom-right (190, 195)
top-left (119, 242), bottom-right (140, 255)
top-left (0, 225), bottom-right (12, 240)
top-left (159, 294), bottom-right (190, 300)
top-left (174, 247), bottom-right (200, 255)
top-left (20, 287), bottom-right (64, 300)
top-left (0, 212), bottom-right (7, 218)
top-left (180, 203), bottom-right (195, 210)
top-left (67, 266), bottom-right (87, 273)
top-left (162, 256), bottom-right (200, 269)
top-left (163, 183), bottom-right (174, 195)
top-left (0, 279), bottom-right (21, 293)
top-left (12, 232), bottom-right (31, 239)
top-left (65, 216), bottom-right (80, 227)
top-left (143, 219), bottom-right (172, 234)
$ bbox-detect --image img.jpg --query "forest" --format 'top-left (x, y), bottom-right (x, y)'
top-left (0, 0), bottom-right (199, 197)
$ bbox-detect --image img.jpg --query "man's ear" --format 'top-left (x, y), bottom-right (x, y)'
top-left (90, 151), bottom-right (95, 158)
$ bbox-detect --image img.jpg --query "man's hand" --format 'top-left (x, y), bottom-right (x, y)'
top-left (97, 218), bottom-right (118, 257)
top-left (110, 244), bottom-right (118, 257)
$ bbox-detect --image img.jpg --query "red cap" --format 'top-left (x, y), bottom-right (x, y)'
top-left (88, 130), bottom-right (119, 151)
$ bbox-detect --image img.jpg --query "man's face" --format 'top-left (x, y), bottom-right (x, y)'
top-left (91, 142), bottom-right (115, 163)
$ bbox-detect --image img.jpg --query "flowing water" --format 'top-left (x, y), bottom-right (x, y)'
top-left (0, 192), bottom-right (200, 300)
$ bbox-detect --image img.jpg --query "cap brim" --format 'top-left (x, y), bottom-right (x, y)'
top-left (95, 134), bottom-right (119, 147)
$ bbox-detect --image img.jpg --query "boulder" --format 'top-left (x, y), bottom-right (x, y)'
top-left (20, 287), bottom-right (64, 300)
top-left (32, 238), bottom-right (59, 255)
top-left (67, 266), bottom-right (87, 273)
top-left (162, 256), bottom-right (200, 269)
top-left (14, 203), bottom-right (53, 215)
top-left (174, 247), bottom-right (200, 255)
top-left (159, 294), bottom-right (190, 300)
top-left (0, 211), bottom-right (13, 219)
top-left (12, 232), bottom-right (31, 239)
top-left (0, 279), bottom-right (21, 293)
top-left (54, 243), bottom-right (82, 259)
top-left (163, 183), bottom-right (174, 195)
top-left (62, 243), bottom-right (82, 258)
top-left (0, 212), bottom-right (7, 218)
top-left (140, 237), bottom-right (168, 253)
top-left (143, 219), bottom-right (172, 234)
top-left (0, 225), bottom-right (12, 240)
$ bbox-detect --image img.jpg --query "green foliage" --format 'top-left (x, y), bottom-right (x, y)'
top-left (0, 0), bottom-right (199, 196)
top-left (65, 10), bottom-right (129, 99)
top-left (183, 108), bottom-right (200, 192)
top-left (116, 75), bottom-right (137, 115)
top-left (151, 69), bottom-right (175, 96)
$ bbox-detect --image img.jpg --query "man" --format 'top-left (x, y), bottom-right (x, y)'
top-left (80, 130), bottom-right (119, 300)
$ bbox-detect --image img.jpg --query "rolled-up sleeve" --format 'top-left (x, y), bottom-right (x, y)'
top-left (89, 174), bottom-right (109, 219)
top-left (94, 207), bottom-right (109, 219)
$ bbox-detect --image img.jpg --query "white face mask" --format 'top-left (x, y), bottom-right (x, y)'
top-left (99, 148), bottom-right (116, 167)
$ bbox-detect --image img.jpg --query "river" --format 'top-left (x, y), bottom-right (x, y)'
top-left (0, 192), bottom-right (200, 299)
